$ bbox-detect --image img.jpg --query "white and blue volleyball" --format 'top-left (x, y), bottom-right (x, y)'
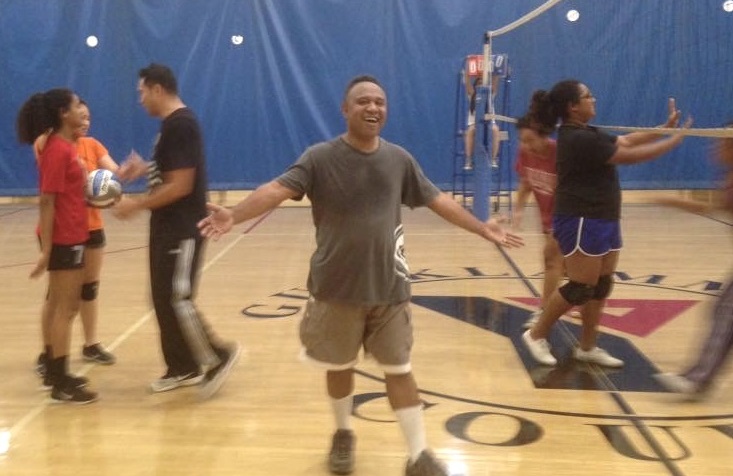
top-left (85, 169), bottom-right (122, 208)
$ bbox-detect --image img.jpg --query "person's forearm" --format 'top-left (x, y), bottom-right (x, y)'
top-left (38, 195), bottom-right (55, 254)
top-left (611, 134), bottom-right (684, 165)
top-left (134, 182), bottom-right (188, 211)
top-left (230, 181), bottom-right (292, 225)
top-left (428, 193), bottom-right (484, 235)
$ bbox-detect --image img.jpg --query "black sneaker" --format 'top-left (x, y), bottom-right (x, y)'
top-left (35, 353), bottom-right (47, 378)
top-left (328, 429), bottom-right (355, 474)
top-left (150, 371), bottom-right (204, 393)
top-left (82, 343), bottom-right (116, 365)
top-left (40, 374), bottom-right (89, 392)
top-left (50, 381), bottom-right (98, 405)
top-left (199, 342), bottom-right (241, 400)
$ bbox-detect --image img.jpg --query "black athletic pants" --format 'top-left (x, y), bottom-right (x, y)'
top-left (149, 232), bottom-right (220, 376)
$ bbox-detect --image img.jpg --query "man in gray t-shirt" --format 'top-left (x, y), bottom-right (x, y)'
top-left (199, 75), bottom-right (522, 475)
top-left (278, 136), bottom-right (440, 306)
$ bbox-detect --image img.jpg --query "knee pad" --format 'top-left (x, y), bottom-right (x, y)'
top-left (593, 274), bottom-right (613, 300)
top-left (558, 280), bottom-right (595, 306)
top-left (81, 281), bottom-right (99, 301)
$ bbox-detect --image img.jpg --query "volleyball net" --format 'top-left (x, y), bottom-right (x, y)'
top-left (469, 0), bottom-right (733, 220)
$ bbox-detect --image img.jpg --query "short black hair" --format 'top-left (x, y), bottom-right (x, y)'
top-left (139, 63), bottom-right (178, 94)
top-left (343, 75), bottom-right (383, 102)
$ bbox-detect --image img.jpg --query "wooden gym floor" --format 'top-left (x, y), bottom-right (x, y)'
top-left (0, 195), bottom-right (732, 476)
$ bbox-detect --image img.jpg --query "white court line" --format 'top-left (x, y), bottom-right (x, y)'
top-left (8, 231), bottom-right (248, 440)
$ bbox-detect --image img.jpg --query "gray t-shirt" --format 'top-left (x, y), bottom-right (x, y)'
top-left (277, 137), bottom-right (440, 305)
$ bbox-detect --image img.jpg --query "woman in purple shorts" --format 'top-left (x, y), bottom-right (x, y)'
top-left (521, 80), bottom-right (690, 367)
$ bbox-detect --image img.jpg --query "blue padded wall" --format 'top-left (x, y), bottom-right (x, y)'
top-left (0, 0), bottom-right (731, 195)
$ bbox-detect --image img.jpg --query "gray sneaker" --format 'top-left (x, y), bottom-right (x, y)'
top-left (405, 450), bottom-right (449, 476)
top-left (328, 429), bottom-right (355, 474)
top-left (82, 343), bottom-right (116, 365)
top-left (150, 371), bottom-right (203, 393)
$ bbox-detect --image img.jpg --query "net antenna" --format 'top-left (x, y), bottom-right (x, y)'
top-left (471, 0), bottom-right (564, 221)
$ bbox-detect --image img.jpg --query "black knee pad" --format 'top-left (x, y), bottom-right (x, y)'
top-left (593, 274), bottom-right (613, 300)
top-left (558, 280), bottom-right (595, 305)
top-left (81, 281), bottom-right (99, 301)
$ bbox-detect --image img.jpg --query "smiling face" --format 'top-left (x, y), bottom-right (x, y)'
top-left (341, 80), bottom-right (387, 143)
top-left (75, 103), bottom-right (90, 138)
top-left (62, 94), bottom-right (86, 131)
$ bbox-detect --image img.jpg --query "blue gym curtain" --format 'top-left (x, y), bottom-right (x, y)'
top-left (1, 0), bottom-right (731, 195)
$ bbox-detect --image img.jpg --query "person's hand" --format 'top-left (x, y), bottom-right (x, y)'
top-left (112, 196), bottom-right (142, 220)
top-left (198, 203), bottom-right (234, 240)
top-left (664, 97), bottom-right (681, 128)
top-left (671, 116), bottom-right (693, 142)
top-left (116, 150), bottom-right (147, 182)
top-left (29, 253), bottom-right (49, 279)
top-left (482, 217), bottom-right (524, 248)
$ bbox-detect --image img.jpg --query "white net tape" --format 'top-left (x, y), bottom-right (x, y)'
top-left (485, 113), bottom-right (733, 138)
top-left (594, 125), bottom-right (733, 139)
top-left (488, 0), bottom-right (564, 38)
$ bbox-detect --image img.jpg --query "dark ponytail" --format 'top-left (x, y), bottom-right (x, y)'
top-left (524, 89), bottom-right (555, 135)
top-left (16, 88), bottom-right (74, 144)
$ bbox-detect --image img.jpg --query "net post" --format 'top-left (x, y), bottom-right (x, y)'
top-left (472, 83), bottom-right (491, 221)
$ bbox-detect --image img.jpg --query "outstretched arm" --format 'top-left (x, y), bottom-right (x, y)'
top-left (610, 116), bottom-right (692, 166)
top-left (617, 97), bottom-right (681, 147)
top-left (426, 192), bottom-right (524, 247)
top-left (198, 180), bottom-right (299, 240)
top-left (653, 196), bottom-right (714, 215)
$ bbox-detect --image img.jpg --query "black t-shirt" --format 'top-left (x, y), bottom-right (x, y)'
top-left (554, 124), bottom-right (620, 220)
top-left (150, 107), bottom-right (208, 238)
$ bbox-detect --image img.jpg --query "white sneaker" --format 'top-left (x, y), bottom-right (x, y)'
top-left (522, 330), bottom-right (557, 366)
top-left (573, 347), bottom-right (624, 368)
top-left (653, 373), bottom-right (699, 395)
top-left (522, 309), bottom-right (542, 329)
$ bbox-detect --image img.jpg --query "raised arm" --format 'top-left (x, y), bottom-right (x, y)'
top-left (616, 98), bottom-right (681, 147)
top-left (609, 116), bottom-right (692, 166)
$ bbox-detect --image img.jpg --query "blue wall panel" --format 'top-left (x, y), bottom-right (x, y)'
top-left (0, 0), bottom-right (731, 195)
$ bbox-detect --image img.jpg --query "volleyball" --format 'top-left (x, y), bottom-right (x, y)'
top-left (85, 169), bottom-right (121, 208)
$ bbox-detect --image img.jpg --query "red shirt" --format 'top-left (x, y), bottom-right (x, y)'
top-left (515, 139), bottom-right (557, 233)
top-left (38, 134), bottom-right (89, 245)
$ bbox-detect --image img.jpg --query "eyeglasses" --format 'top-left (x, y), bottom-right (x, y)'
top-left (580, 92), bottom-right (595, 100)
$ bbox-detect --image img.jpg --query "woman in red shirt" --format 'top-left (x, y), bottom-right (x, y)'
top-left (512, 112), bottom-right (563, 328)
top-left (17, 88), bottom-right (98, 404)
top-left (33, 100), bottom-right (119, 371)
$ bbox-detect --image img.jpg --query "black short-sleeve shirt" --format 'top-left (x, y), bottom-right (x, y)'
top-left (150, 107), bottom-right (208, 238)
top-left (554, 124), bottom-right (620, 220)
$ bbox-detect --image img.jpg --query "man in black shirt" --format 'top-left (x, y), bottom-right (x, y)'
top-left (115, 63), bottom-right (240, 400)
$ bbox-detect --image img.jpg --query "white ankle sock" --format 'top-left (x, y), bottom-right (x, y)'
top-left (395, 405), bottom-right (427, 463)
top-left (330, 395), bottom-right (353, 430)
